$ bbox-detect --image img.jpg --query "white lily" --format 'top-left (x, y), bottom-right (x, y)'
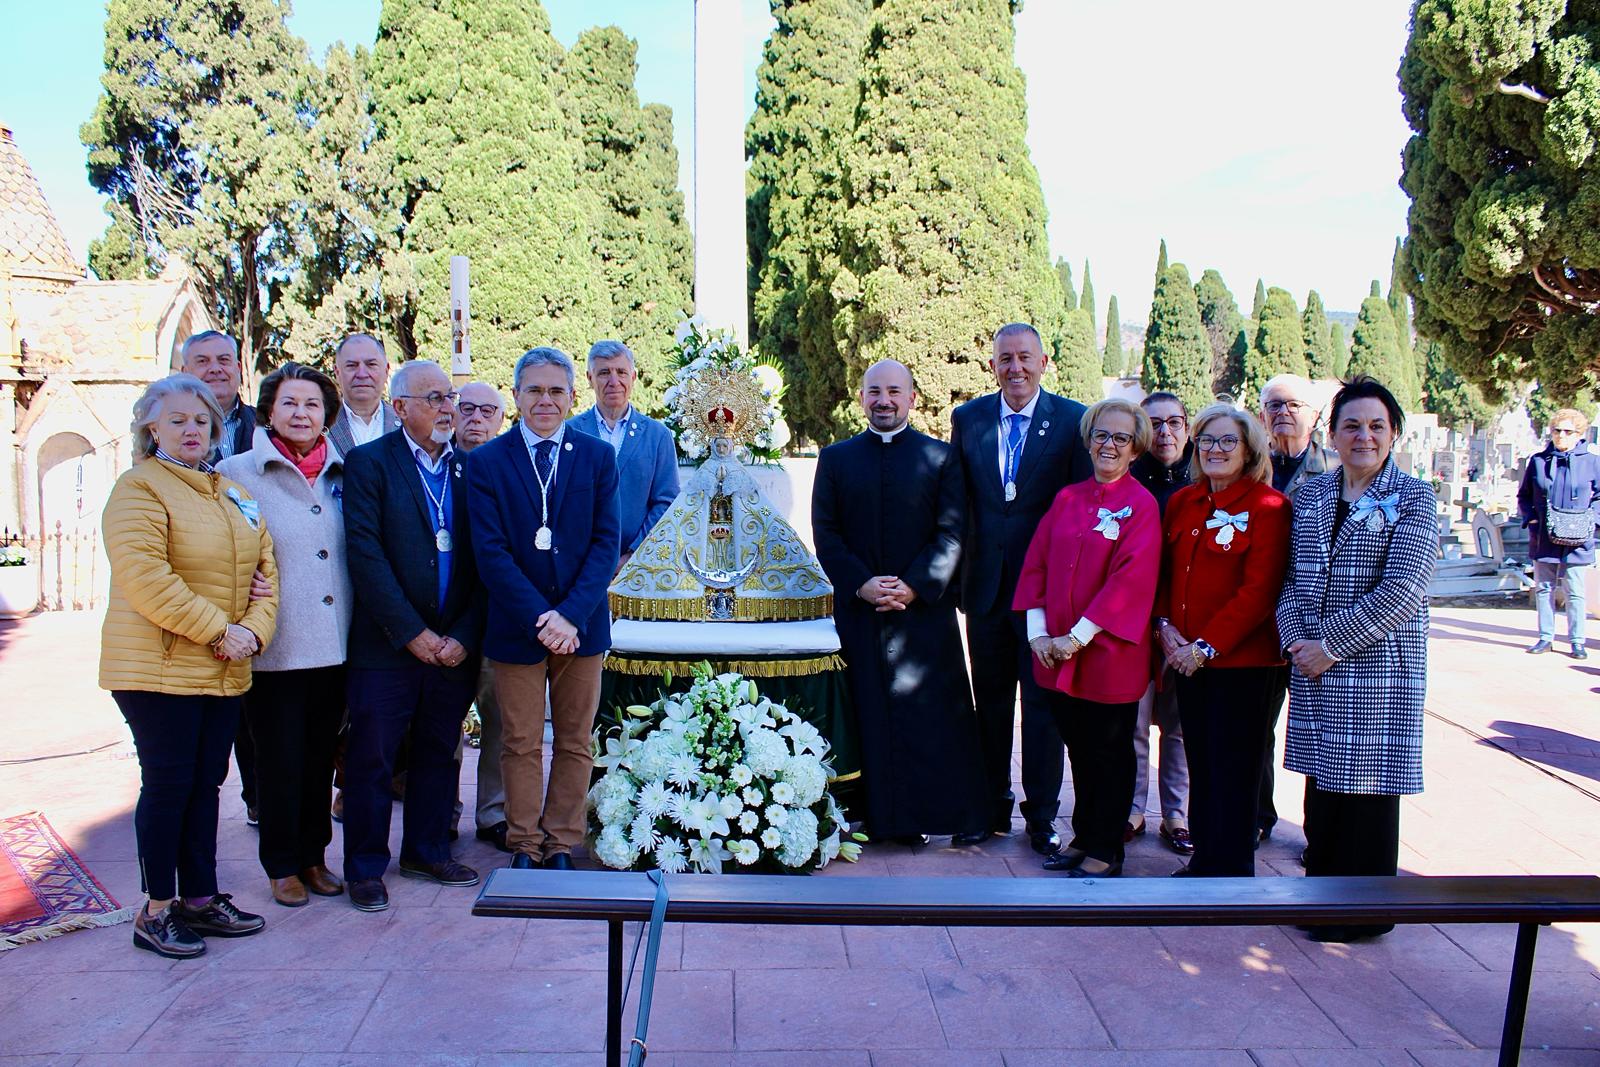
top-left (595, 734), bottom-right (643, 772)
top-left (688, 836), bottom-right (732, 874)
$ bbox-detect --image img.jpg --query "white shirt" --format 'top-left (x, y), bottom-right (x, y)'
top-left (402, 429), bottom-right (454, 475)
top-left (594, 405), bottom-right (632, 454)
top-left (870, 422), bottom-right (909, 443)
top-left (996, 388), bottom-right (1041, 486)
top-left (520, 421), bottom-right (566, 479)
top-left (347, 404), bottom-right (387, 447)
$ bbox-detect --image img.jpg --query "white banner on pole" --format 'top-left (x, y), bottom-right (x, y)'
top-left (450, 255), bottom-right (471, 379)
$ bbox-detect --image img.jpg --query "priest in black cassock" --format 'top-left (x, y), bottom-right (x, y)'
top-left (811, 359), bottom-right (987, 845)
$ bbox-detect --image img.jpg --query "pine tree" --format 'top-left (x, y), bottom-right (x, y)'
top-left (836, 0), bottom-right (1061, 432)
top-left (1241, 287), bottom-right (1306, 407)
top-left (1057, 308), bottom-right (1102, 403)
top-left (748, 0), bottom-right (869, 442)
top-left (1101, 294), bottom-right (1123, 378)
top-left (1194, 268), bottom-right (1246, 400)
top-left (564, 26), bottom-right (694, 410)
top-left (1302, 289), bottom-right (1337, 379)
top-left (1329, 321), bottom-right (1349, 378)
top-left (82, 0), bottom-right (313, 370)
top-left (370, 0), bottom-right (611, 388)
top-left (1348, 291), bottom-right (1407, 406)
top-left (1080, 260), bottom-right (1096, 339)
top-left (1142, 263), bottom-right (1211, 415)
top-left (1251, 278), bottom-right (1267, 321)
top-left (1056, 257), bottom-right (1077, 310)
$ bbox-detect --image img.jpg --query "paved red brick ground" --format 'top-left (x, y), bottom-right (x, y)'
top-left (1, 605), bottom-right (1598, 1064)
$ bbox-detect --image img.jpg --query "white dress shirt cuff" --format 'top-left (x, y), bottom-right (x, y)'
top-left (1026, 608), bottom-right (1048, 641)
top-left (1069, 617), bottom-right (1102, 646)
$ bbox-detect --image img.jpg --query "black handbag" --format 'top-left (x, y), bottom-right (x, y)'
top-left (1546, 499), bottom-right (1594, 546)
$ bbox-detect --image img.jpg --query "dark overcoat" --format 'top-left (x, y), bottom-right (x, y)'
top-left (1517, 440), bottom-right (1600, 565)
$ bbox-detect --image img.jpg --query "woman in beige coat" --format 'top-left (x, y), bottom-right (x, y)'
top-left (100, 373), bottom-right (278, 960)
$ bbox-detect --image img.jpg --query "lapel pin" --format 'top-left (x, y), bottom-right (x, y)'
top-left (1042, 420), bottom-right (1050, 428)
top-left (564, 442), bottom-right (573, 451)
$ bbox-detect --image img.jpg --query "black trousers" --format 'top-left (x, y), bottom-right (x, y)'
top-left (967, 606), bottom-right (1063, 829)
top-left (113, 689), bottom-right (241, 901)
top-left (235, 703), bottom-right (257, 809)
top-left (1304, 776), bottom-right (1402, 936)
top-left (343, 663), bottom-right (472, 882)
top-left (1257, 667), bottom-right (1289, 833)
top-left (1176, 666), bottom-right (1287, 876)
top-left (247, 666), bottom-right (345, 879)
top-left (1050, 692), bottom-right (1137, 864)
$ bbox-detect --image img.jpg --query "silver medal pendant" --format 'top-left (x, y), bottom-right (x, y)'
top-left (1004, 480), bottom-right (1017, 502)
top-left (535, 526), bottom-right (553, 551)
top-left (435, 527), bottom-right (453, 552)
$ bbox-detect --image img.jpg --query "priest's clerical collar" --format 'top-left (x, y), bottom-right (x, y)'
top-left (871, 423), bottom-right (909, 443)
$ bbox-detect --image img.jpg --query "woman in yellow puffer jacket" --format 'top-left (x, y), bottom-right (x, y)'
top-left (100, 373), bottom-right (279, 960)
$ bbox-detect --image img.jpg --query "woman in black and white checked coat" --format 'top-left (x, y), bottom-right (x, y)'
top-left (1274, 376), bottom-right (1436, 944)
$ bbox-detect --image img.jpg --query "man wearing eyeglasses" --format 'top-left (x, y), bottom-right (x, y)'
top-left (341, 360), bottom-right (484, 911)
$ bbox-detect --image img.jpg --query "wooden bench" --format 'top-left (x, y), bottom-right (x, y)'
top-left (473, 870), bottom-right (1600, 1066)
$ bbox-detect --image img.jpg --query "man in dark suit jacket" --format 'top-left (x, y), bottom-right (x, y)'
top-left (466, 347), bottom-right (620, 871)
top-left (342, 359), bottom-right (483, 911)
top-left (568, 340), bottom-right (679, 569)
top-left (949, 322), bottom-right (1093, 852)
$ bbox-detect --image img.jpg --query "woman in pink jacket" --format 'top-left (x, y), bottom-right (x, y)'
top-left (1014, 397), bottom-right (1161, 878)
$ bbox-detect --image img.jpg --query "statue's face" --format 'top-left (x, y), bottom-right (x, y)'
top-left (712, 436), bottom-right (733, 458)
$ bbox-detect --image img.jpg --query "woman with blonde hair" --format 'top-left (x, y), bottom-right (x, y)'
top-left (1518, 407), bottom-right (1599, 659)
top-left (1156, 403), bottom-right (1292, 876)
top-left (101, 373), bottom-right (278, 958)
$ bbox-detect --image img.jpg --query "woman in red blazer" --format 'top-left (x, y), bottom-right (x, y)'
top-left (1014, 398), bottom-right (1161, 878)
top-left (1157, 403), bottom-right (1292, 876)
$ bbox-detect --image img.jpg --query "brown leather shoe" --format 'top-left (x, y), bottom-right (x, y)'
top-left (299, 865), bottom-right (344, 897)
top-left (271, 875), bottom-right (309, 908)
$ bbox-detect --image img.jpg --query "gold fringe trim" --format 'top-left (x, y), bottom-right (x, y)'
top-left (828, 770), bottom-right (861, 783)
top-left (609, 592), bottom-right (833, 622)
top-left (0, 905), bottom-right (139, 951)
top-left (603, 653), bottom-right (846, 678)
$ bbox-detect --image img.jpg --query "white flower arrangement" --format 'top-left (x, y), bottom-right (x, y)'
top-left (0, 541), bottom-right (31, 568)
top-left (664, 315), bottom-right (789, 463)
top-left (587, 663), bottom-right (861, 874)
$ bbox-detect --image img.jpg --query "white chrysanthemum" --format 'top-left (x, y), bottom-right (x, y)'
top-left (741, 785), bottom-right (764, 807)
top-left (764, 804), bottom-right (789, 828)
top-left (593, 826), bottom-right (639, 870)
top-left (688, 837), bottom-right (732, 874)
top-left (655, 836), bottom-right (688, 874)
top-left (778, 807), bottom-right (820, 867)
top-left (738, 810), bottom-right (759, 833)
top-left (728, 839), bottom-right (760, 865)
top-left (631, 732), bottom-right (686, 782)
top-left (780, 756), bottom-right (827, 807)
top-left (728, 764), bottom-right (754, 787)
top-left (636, 781), bottom-right (671, 819)
top-left (743, 729), bottom-right (787, 776)
top-left (760, 826), bottom-right (783, 850)
top-left (629, 812), bottom-right (662, 852)
top-left (769, 781), bottom-right (796, 806)
top-left (667, 754), bottom-right (701, 789)
top-left (718, 794), bottom-right (744, 819)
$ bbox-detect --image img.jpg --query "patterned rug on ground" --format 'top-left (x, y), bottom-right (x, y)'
top-left (0, 810), bottom-right (133, 950)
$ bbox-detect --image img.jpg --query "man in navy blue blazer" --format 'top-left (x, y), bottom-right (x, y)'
top-left (465, 347), bottom-right (620, 871)
top-left (568, 340), bottom-right (679, 570)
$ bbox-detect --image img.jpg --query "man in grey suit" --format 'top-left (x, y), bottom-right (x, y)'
top-left (328, 333), bottom-right (400, 457)
top-left (568, 340), bottom-right (679, 572)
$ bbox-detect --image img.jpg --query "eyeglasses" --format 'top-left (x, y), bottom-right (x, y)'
top-left (1195, 434), bottom-right (1241, 453)
top-left (457, 402), bottom-right (500, 418)
top-left (1263, 400), bottom-right (1309, 415)
top-left (1150, 416), bottom-right (1188, 432)
top-left (1089, 429), bottom-right (1134, 448)
top-left (519, 386), bottom-right (570, 401)
top-left (395, 391), bottom-right (459, 410)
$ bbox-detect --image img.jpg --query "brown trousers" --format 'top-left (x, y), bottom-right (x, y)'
top-left (493, 654), bottom-right (603, 860)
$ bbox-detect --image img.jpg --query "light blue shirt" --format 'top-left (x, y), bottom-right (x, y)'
top-left (594, 406), bottom-right (632, 455)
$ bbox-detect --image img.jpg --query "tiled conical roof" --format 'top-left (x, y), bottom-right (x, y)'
top-left (0, 125), bottom-right (83, 280)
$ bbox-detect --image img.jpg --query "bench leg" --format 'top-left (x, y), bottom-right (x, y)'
top-left (608, 919), bottom-right (623, 1066)
top-left (1498, 921), bottom-right (1540, 1067)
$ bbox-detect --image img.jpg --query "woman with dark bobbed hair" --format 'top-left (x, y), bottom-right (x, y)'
top-left (1275, 376), bottom-right (1436, 943)
top-left (218, 362), bottom-right (351, 908)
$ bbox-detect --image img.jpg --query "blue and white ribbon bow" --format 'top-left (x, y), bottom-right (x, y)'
top-left (1094, 505), bottom-right (1133, 541)
top-left (226, 487), bottom-right (261, 530)
top-left (1205, 508), bottom-right (1249, 546)
top-left (1350, 492), bottom-right (1400, 531)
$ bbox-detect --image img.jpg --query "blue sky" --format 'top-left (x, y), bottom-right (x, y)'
top-left (1, 1), bottom-right (1412, 326)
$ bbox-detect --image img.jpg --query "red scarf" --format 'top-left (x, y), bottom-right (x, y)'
top-left (271, 433), bottom-right (328, 484)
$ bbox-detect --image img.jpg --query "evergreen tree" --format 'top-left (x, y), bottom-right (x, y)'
top-left (86, 201), bottom-right (155, 281)
top-left (370, 0), bottom-right (611, 388)
top-left (1348, 291), bottom-right (1409, 408)
top-left (1302, 289), bottom-right (1337, 379)
top-left (1058, 307), bottom-right (1102, 403)
top-left (1055, 257), bottom-right (1077, 310)
top-left (1241, 287), bottom-right (1306, 407)
top-left (1101, 294), bottom-right (1123, 377)
top-left (836, 0), bottom-right (1061, 432)
top-left (1423, 338), bottom-right (1497, 429)
top-left (1194, 268), bottom-right (1246, 399)
top-left (747, 0), bottom-right (869, 442)
top-left (1329, 320), bottom-right (1349, 378)
top-left (81, 0), bottom-right (314, 371)
top-left (1080, 259), bottom-right (1096, 339)
top-left (1154, 238), bottom-right (1168, 286)
top-left (1386, 238), bottom-right (1422, 420)
top-left (1142, 263), bottom-right (1211, 415)
top-left (1251, 278), bottom-right (1267, 321)
top-left (565, 27), bottom-right (694, 410)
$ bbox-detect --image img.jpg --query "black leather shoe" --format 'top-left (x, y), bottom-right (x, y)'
top-left (1306, 924), bottom-right (1389, 943)
top-left (1028, 826), bottom-right (1062, 855)
top-left (1065, 860), bottom-right (1122, 879)
top-left (509, 852), bottom-right (537, 870)
top-left (172, 893), bottom-right (265, 938)
top-left (891, 834), bottom-right (931, 847)
top-left (542, 852), bottom-right (575, 870)
top-left (1159, 825), bottom-right (1195, 856)
top-left (1574, 645), bottom-right (1590, 660)
top-left (475, 821), bottom-right (511, 852)
top-left (951, 830), bottom-right (993, 846)
top-left (1042, 848), bottom-right (1086, 871)
top-left (133, 904), bottom-right (206, 958)
top-left (349, 879), bottom-right (388, 912)
top-left (1528, 639), bottom-right (1553, 654)
top-left (398, 858), bottom-right (480, 887)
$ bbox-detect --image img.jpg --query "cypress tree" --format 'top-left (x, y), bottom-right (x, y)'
top-left (1102, 294), bottom-right (1123, 377)
top-left (1251, 278), bottom-right (1267, 321)
top-left (1302, 289), bottom-right (1337, 379)
top-left (747, 0), bottom-right (869, 443)
top-left (565, 27), bottom-right (693, 410)
top-left (837, 0), bottom-right (1061, 431)
top-left (370, 0), bottom-right (611, 387)
top-left (642, 103), bottom-right (694, 320)
top-left (1423, 338), bottom-right (1497, 429)
top-left (1348, 291), bottom-right (1408, 406)
top-left (1194, 268), bottom-right (1246, 399)
top-left (1080, 259), bottom-right (1096, 339)
top-left (1387, 238), bottom-right (1422, 418)
top-left (1058, 307), bottom-right (1102, 403)
top-left (1056, 257), bottom-right (1077, 310)
top-left (1154, 238), bottom-right (1168, 290)
top-left (1241, 287), bottom-right (1306, 406)
top-left (1142, 263), bottom-right (1211, 415)
top-left (1330, 321), bottom-right (1349, 378)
